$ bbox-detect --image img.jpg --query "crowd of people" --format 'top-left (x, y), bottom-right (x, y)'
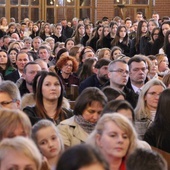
top-left (0, 12), bottom-right (170, 170)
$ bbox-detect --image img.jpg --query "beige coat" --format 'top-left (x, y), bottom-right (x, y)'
top-left (57, 116), bottom-right (88, 147)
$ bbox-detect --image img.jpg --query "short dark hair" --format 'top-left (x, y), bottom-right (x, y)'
top-left (95, 58), bottom-right (111, 69)
top-left (128, 56), bottom-right (146, 70)
top-left (101, 100), bottom-right (135, 123)
top-left (74, 87), bottom-right (107, 115)
top-left (57, 144), bottom-right (109, 170)
top-left (23, 61), bottom-right (40, 73)
top-left (126, 148), bottom-right (167, 170)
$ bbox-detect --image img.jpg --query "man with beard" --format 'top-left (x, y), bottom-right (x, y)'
top-left (126, 56), bottom-right (148, 107)
top-left (19, 62), bottom-right (41, 96)
top-left (79, 58), bottom-right (111, 94)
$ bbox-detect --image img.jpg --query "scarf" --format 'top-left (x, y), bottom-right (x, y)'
top-left (74, 115), bottom-right (96, 134)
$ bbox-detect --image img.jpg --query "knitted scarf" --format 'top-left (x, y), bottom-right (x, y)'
top-left (74, 115), bottom-right (96, 134)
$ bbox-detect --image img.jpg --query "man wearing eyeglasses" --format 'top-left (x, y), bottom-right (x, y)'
top-left (108, 59), bottom-right (129, 91)
top-left (0, 81), bottom-right (21, 109)
top-left (108, 58), bottom-right (139, 108)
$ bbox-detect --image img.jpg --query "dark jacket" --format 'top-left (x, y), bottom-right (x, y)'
top-left (4, 70), bottom-right (20, 83)
top-left (79, 74), bottom-right (109, 94)
top-left (51, 34), bottom-right (67, 43)
top-left (23, 106), bottom-right (73, 126)
top-left (144, 125), bottom-right (170, 153)
top-left (19, 80), bottom-right (30, 97)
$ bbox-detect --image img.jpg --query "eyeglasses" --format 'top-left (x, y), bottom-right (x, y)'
top-left (64, 64), bottom-right (73, 67)
top-left (109, 69), bottom-right (129, 74)
top-left (147, 92), bottom-right (161, 97)
top-left (0, 99), bottom-right (17, 106)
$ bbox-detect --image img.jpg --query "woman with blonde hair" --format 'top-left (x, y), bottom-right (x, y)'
top-left (87, 113), bottom-right (138, 170)
top-left (98, 48), bottom-right (111, 60)
top-left (135, 79), bottom-right (166, 139)
top-left (0, 109), bottom-right (32, 140)
top-left (0, 136), bottom-right (42, 170)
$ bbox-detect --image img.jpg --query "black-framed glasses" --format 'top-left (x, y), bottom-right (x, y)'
top-left (0, 99), bottom-right (17, 106)
top-left (109, 69), bottom-right (129, 74)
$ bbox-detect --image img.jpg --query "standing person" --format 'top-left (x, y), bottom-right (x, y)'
top-left (32, 120), bottom-right (64, 170)
top-left (57, 87), bottom-right (107, 147)
top-left (144, 89), bottom-right (170, 153)
top-left (87, 113), bottom-right (138, 170)
top-left (23, 71), bottom-right (73, 125)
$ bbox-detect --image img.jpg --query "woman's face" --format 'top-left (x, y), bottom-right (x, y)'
top-left (66, 40), bottom-right (74, 51)
top-left (112, 49), bottom-right (122, 60)
top-left (9, 50), bottom-right (17, 63)
top-left (148, 21), bottom-right (156, 33)
top-left (111, 24), bottom-right (118, 35)
top-left (97, 121), bottom-right (130, 159)
top-left (44, 25), bottom-right (50, 33)
top-left (104, 27), bottom-right (110, 37)
top-left (78, 26), bottom-right (85, 36)
top-left (36, 126), bottom-right (60, 159)
top-left (42, 75), bottom-right (61, 101)
top-left (141, 22), bottom-right (148, 34)
top-left (61, 60), bottom-right (73, 75)
top-left (149, 59), bottom-right (158, 75)
top-left (103, 50), bottom-right (111, 59)
top-left (82, 101), bottom-right (103, 123)
top-left (98, 27), bottom-right (103, 36)
top-left (158, 56), bottom-right (169, 72)
top-left (0, 51), bottom-right (8, 65)
top-left (145, 85), bottom-right (164, 111)
top-left (152, 29), bottom-right (159, 41)
top-left (0, 149), bottom-right (37, 170)
top-left (3, 123), bottom-right (28, 139)
top-left (119, 27), bottom-right (126, 39)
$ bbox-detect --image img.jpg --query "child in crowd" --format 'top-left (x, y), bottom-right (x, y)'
top-left (32, 119), bottom-right (64, 170)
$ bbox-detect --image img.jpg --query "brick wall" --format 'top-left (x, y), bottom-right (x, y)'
top-left (97, 0), bottom-right (170, 21)
top-left (153, 0), bottom-right (170, 19)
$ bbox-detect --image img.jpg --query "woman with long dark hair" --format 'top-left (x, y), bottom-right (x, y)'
top-left (23, 71), bottom-right (73, 125)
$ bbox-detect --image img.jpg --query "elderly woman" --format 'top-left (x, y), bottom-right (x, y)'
top-left (135, 79), bottom-right (166, 139)
top-left (87, 113), bottom-right (138, 170)
top-left (57, 87), bottom-right (107, 147)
